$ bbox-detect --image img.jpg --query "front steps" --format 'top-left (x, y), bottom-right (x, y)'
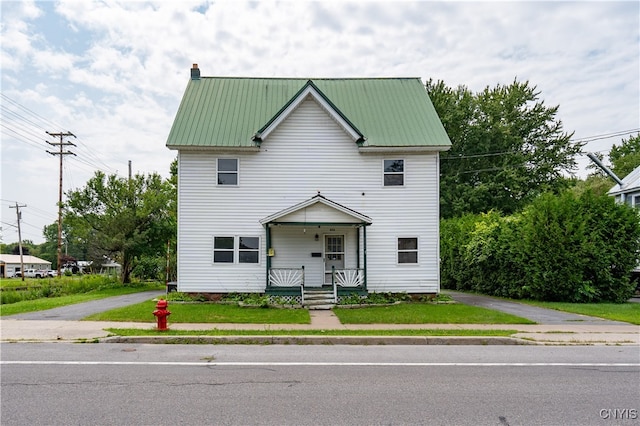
top-left (303, 288), bottom-right (335, 310)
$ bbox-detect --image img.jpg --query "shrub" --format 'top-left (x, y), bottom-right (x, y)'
top-left (440, 189), bottom-right (640, 303)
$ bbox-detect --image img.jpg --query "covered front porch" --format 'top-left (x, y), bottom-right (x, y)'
top-left (260, 195), bottom-right (372, 305)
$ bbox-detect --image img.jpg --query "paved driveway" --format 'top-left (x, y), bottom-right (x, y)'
top-left (4, 290), bottom-right (164, 321)
top-left (446, 291), bottom-right (632, 325)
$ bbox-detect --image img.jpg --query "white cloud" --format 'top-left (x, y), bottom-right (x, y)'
top-left (1, 0), bottom-right (638, 243)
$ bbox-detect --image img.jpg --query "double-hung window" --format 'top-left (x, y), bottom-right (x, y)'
top-left (214, 236), bottom-right (260, 264)
top-left (238, 237), bottom-right (260, 263)
top-left (213, 237), bottom-right (235, 263)
top-left (397, 237), bottom-right (418, 264)
top-left (217, 158), bottom-right (238, 185)
top-left (383, 159), bottom-right (404, 186)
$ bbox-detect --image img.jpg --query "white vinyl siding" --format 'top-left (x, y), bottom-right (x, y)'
top-left (176, 97), bottom-right (441, 293)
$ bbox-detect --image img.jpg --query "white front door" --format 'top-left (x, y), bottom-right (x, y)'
top-left (324, 235), bottom-right (345, 285)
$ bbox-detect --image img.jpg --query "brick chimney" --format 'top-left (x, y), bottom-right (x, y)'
top-left (191, 63), bottom-right (200, 80)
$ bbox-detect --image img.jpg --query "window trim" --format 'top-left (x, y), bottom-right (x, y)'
top-left (213, 235), bottom-right (261, 265)
top-left (397, 236), bottom-right (419, 265)
top-left (383, 159), bottom-right (405, 187)
top-left (217, 158), bottom-right (239, 186)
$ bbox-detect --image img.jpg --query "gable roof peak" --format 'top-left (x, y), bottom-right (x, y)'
top-left (253, 79), bottom-right (365, 145)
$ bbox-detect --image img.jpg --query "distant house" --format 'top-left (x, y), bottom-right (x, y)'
top-left (608, 165), bottom-right (640, 208)
top-left (608, 165), bottom-right (640, 279)
top-left (166, 65), bottom-right (451, 305)
top-left (100, 261), bottom-right (121, 276)
top-left (0, 255), bottom-right (52, 278)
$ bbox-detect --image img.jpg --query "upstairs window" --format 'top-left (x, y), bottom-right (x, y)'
top-left (217, 158), bottom-right (238, 185)
top-left (397, 237), bottom-right (418, 264)
top-left (384, 159), bottom-right (404, 186)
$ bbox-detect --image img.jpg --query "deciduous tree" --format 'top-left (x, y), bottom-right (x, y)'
top-left (427, 79), bottom-right (582, 218)
top-left (64, 171), bottom-right (175, 283)
top-left (609, 133), bottom-right (640, 178)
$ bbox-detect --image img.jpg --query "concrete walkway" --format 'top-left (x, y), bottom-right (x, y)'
top-left (1, 292), bottom-right (638, 345)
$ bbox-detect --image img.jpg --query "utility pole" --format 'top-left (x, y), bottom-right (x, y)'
top-left (47, 131), bottom-right (76, 277)
top-left (9, 203), bottom-right (26, 281)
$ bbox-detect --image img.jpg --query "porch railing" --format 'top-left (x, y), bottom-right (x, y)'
top-left (331, 266), bottom-right (364, 303)
top-left (268, 267), bottom-right (305, 305)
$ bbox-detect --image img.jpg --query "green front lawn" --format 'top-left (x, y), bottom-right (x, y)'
top-left (333, 303), bottom-right (535, 324)
top-left (519, 300), bottom-right (640, 325)
top-left (87, 300), bottom-right (534, 325)
top-left (84, 301), bottom-right (311, 324)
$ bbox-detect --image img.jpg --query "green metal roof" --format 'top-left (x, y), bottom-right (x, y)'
top-left (166, 77), bottom-right (451, 149)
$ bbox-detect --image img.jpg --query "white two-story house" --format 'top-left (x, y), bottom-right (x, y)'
top-left (166, 65), bottom-right (451, 303)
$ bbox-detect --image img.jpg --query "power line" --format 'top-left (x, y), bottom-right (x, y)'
top-left (572, 128), bottom-right (640, 144)
top-left (440, 128), bottom-right (639, 161)
top-left (0, 123), bottom-right (49, 151)
top-left (1, 93), bottom-right (117, 174)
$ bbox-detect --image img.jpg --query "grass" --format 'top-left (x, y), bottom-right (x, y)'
top-left (519, 300), bottom-right (640, 325)
top-left (86, 300), bottom-right (534, 324)
top-left (333, 303), bottom-right (535, 324)
top-left (84, 300), bottom-right (311, 324)
top-left (0, 277), bottom-right (55, 289)
top-left (105, 328), bottom-right (517, 337)
top-left (0, 285), bottom-right (163, 317)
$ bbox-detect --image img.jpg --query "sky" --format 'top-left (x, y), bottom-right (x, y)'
top-left (1, 0), bottom-right (639, 245)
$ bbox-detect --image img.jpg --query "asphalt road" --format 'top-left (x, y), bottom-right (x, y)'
top-left (2, 344), bottom-right (638, 426)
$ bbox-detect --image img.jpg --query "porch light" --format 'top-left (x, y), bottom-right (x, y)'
top-left (314, 233), bottom-right (319, 241)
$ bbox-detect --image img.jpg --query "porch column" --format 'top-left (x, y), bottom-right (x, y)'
top-left (265, 224), bottom-right (271, 287)
top-left (363, 224), bottom-right (367, 291)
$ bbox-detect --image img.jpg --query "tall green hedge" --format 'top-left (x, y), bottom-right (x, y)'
top-left (440, 190), bottom-right (640, 303)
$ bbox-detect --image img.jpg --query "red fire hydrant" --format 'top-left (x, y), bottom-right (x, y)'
top-left (153, 299), bottom-right (171, 331)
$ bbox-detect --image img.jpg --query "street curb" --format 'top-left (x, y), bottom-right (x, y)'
top-left (101, 335), bottom-right (534, 345)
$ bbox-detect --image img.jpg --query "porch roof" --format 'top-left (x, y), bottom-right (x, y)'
top-left (260, 194), bottom-right (372, 226)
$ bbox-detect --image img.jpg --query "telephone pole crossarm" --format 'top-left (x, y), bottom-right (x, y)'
top-left (46, 131), bottom-right (77, 277)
